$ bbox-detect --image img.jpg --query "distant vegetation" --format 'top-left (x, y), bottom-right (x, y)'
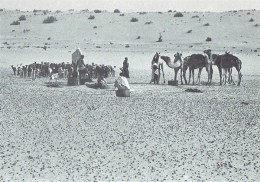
top-left (187, 30), bottom-right (192, 33)
top-left (254, 23), bottom-right (259, 27)
top-left (249, 18), bottom-right (254, 22)
top-left (130, 17), bottom-right (138, 22)
top-left (174, 12), bottom-right (184, 17)
top-left (206, 37), bottom-right (212, 41)
top-left (81, 9), bottom-right (89, 12)
top-left (43, 16), bottom-right (57, 24)
top-left (139, 12), bottom-right (147, 15)
top-left (94, 10), bottom-right (102, 13)
top-left (114, 9), bottom-right (120, 13)
top-left (10, 20), bottom-right (20, 25)
top-left (204, 23), bottom-right (210, 26)
top-left (119, 14), bottom-right (124, 16)
top-left (0, 9), bottom-right (4, 12)
top-left (192, 15), bottom-right (199, 18)
top-left (88, 15), bottom-right (95, 20)
top-left (145, 21), bottom-right (153, 25)
top-left (19, 15), bottom-right (26, 21)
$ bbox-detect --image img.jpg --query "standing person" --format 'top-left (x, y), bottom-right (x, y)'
top-left (11, 65), bottom-right (16, 76)
top-left (121, 57), bottom-right (129, 78)
top-left (153, 63), bottom-right (159, 84)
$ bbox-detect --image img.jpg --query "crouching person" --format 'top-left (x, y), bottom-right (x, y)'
top-left (114, 72), bottom-right (130, 90)
top-left (96, 76), bottom-right (107, 89)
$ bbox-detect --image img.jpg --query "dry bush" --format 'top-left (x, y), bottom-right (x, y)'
top-left (19, 15), bottom-right (26, 21)
top-left (206, 37), bottom-right (212, 41)
top-left (130, 17), bottom-right (138, 22)
top-left (249, 18), bottom-right (254, 22)
top-left (88, 15), bottom-right (95, 20)
top-left (139, 12), bottom-right (147, 15)
top-left (187, 30), bottom-right (192, 33)
top-left (10, 20), bottom-right (20, 25)
top-left (43, 16), bottom-right (57, 23)
top-left (114, 9), bottom-right (120, 13)
top-left (204, 23), bottom-right (210, 26)
top-left (119, 13), bottom-right (124, 16)
top-left (145, 21), bottom-right (153, 25)
top-left (94, 9), bottom-right (102, 13)
top-left (174, 12), bottom-right (183, 17)
top-left (254, 23), bottom-right (259, 27)
top-left (192, 15), bottom-right (199, 18)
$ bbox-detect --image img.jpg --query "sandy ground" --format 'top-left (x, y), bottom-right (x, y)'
top-left (0, 67), bottom-right (260, 181)
top-left (0, 9), bottom-right (260, 181)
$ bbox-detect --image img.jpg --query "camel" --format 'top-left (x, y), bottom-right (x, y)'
top-left (160, 52), bottom-right (183, 84)
top-left (212, 54), bottom-right (234, 85)
top-left (150, 52), bottom-right (165, 84)
top-left (183, 49), bottom-right (213, 85)
top-left (212, 52), bottom-right (242, 86)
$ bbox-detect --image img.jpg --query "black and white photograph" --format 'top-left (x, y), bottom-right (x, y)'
top-left (0, 0), bottom-right (259, 181)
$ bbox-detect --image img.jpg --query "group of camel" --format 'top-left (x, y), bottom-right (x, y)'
top-left (153, 49), bottom-right (242, 86)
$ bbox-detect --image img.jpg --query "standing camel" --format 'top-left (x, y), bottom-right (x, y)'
top-left (183, 49), bottom-right (213, 85)
top-left (212, 52), bottom-right (242, 86)
top-left (212, 54), bottom-right (235, 85)
top-left (150, 52), bottom-right (165, 84)
top-left (160, 52), bottom-right (183, 84)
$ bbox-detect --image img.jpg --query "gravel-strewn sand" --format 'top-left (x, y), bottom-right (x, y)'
top-left (1, 67), bottom-right (259, 181)
top-left (1, 9), bottom-right (260, 181)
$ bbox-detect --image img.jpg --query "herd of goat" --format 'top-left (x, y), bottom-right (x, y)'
top-left (10, 50), bottom-right (242, 86)
top-left (10, 62), bottom-right (116, 81)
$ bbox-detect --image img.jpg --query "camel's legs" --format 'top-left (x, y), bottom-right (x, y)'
top-left (174, 68), bottom-right (178, 81)
top-left (218, 66), bottom-right (222, 85)
top-left (188, 68), bottom-right (191, 85)
top-left (192, 69), bottom-right (195, 85)
top-left (235, 67), bottom-right (242, 86)
top-left (180, 67), bottom-right (183, 85)
top-left (197, 68), bottom-right (202, 84)
top-left (183, 66), bottom-right (188, 84)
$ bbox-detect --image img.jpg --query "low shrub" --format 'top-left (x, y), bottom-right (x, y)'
top-left (145, 21), bottom-right (153, 25)
top-left (119, 13), bottom-right (124, 16)
top-left (249, 18), bottom-right (254, 22)
top-left (174, 12), bottom-right (183, 17)
top-left (88, 15), bottom-right (95, 20)
top-left (206, 37), bottom-right (212, 41)
top-left (187, 30), bottom-right (192, 33)
top-left (192, 15), bottom-right (199, 18)
top-left (10, 20), bottom-right (20, 25)
top-left (130, 17), bottom-right (138, 22)
top-left (94, 9), bottom-right (102, 13)
top-left (19, 15), bottom-right (26, 21)
top-left (43, 16), bottom-right (57, 23)
top-left (114, 9), bottom-right (120, 13)
top-left (204, 23), bottom-right (210, 26)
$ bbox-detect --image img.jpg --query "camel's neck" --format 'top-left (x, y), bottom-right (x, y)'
top-left (163, 57), bottom-right (181, 69)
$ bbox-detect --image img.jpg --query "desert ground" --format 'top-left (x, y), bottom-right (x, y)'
top-left (0, 9), bottom-right (260, 181)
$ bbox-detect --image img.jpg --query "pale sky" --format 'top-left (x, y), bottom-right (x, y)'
top-left (1, 0), bottom-right (260, 12)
